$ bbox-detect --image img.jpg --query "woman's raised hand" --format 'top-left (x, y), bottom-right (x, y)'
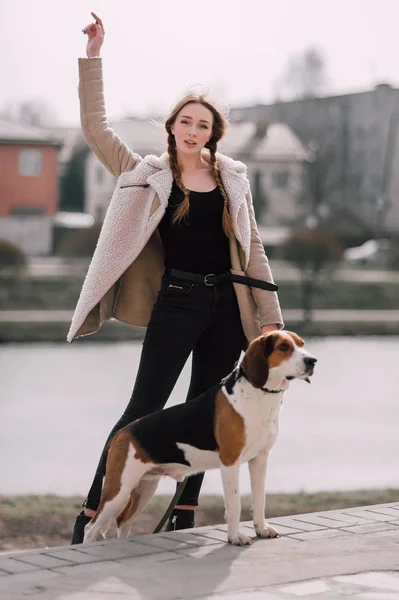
top-left (82, 12), bottom-right (105, 58)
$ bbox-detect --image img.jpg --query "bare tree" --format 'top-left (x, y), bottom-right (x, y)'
top-left (0, 239), bottom-right (27, 272)
top-left (274, 46), bottom-right (328, 101)
top-left (281, 228), bottom-right (343, 323)
top-left (0, 99), bottom-right (58, 127)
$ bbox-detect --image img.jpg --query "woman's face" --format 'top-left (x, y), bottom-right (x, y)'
top-left (171, 103), bottom-right (214, 155)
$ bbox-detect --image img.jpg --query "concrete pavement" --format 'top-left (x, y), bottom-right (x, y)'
top-left (0, 503), bottom-right (398, 599)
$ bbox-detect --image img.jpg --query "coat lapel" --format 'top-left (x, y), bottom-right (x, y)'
top-left (146, 169), bottom-right (173, 210)
top-left (216, 154), bottom-right (250, 269)
top-left (216, 153), bottom-right (249, 218)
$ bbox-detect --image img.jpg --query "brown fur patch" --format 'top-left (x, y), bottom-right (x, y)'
top-left (268, 333), bottom-right (295, 368)
top-left (90, 429), bottom-right (132, 524)
top-left (241, 335), bottom-right (272, 388)
top-left (285, 331), bottom-right (305, 347)
top-left (215, 391), bottom-right (246, 466)
top-left (242, 332), bottom-right (282, 388)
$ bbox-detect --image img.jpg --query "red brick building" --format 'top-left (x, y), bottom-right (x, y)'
top-left (0, 119), bottom-right (61, 254)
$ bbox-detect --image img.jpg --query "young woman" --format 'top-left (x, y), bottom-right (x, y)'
top-left (70, 12), bottom-right (284, 544)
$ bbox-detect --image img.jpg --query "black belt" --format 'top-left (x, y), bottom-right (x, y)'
top-left (168, 268), bottom-right (278, 292)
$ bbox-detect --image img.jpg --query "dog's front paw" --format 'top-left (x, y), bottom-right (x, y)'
top-left (255, 523), bottom-right (280, 539)
top-left (228, 531), bottom-right (252, 546)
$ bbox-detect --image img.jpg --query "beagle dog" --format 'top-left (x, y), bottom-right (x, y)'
top-left (84, 331), bottom-right (317, 546)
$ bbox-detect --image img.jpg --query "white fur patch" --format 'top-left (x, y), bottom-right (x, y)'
top-left (223, 379), bottom-right (283, 462)
top-left (176, 444), bottom-right (221, 473)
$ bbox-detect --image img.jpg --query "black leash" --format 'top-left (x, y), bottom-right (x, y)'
top-left (153, 478), bottom-right (188, 533)
top-left (229, 273), bottom-right (278, 292)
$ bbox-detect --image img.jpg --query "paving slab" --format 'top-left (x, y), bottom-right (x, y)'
top-left (77, 539), bottom-right (161, 560)
top-left (345, 507), bottom-right (399, 522)
top-left (313, 510), bottom-right (378, 525)
top-left (267, 516), bottom-right (326, 531)
top-left (0, 503), bottom-right (398, 599)
top-left (341, 521), bottom-right (399, 535)
top-left (44, 549), bottom-right (103, 565)
top-left (0, 557), bottom-right (42, 575)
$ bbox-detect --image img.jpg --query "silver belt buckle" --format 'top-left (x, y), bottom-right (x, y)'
top-left (204, 273), bottom-right (215, 286)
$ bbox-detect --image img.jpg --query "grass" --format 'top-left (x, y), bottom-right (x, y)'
top-left (1, 489), bottom-right (398, 552)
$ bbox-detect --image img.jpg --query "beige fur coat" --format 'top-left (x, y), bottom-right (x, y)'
top-left (67, 58), bottom-right (283, 343)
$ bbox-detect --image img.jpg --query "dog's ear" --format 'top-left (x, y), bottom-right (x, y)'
top-left (241, 333), bottom-right (277, 388)
top-left (284, 331), bottom-right (304, 347)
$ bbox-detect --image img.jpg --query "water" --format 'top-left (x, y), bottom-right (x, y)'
top-left (1, 337), bottom-right (398, 497)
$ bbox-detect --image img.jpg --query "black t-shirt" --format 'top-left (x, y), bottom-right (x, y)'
top-left (158, 181), bottom-right (231, 275)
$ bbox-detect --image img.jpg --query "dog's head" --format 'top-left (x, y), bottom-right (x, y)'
top-left (241, 331), bottom-right (317, 389)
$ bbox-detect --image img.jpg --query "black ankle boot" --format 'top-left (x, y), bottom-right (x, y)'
top-left (165, 508), bottom-right (195, 532)
top-left (71, 510), bottom-right (92, 545)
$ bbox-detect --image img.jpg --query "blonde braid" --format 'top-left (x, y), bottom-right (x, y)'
top-left (208, 145), bottom-right (233, 238)
top-left (167, 132), bottom-right (191, 225)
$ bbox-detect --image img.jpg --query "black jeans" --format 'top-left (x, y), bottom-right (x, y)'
top-left (84, 270), bottom-right (246, 511)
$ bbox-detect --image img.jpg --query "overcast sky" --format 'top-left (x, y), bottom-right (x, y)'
top-left (1, 0), bottom-right (398, 126)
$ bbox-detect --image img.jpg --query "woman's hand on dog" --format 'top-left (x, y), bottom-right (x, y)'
top-left (261, 324), bottom-right (278, 335)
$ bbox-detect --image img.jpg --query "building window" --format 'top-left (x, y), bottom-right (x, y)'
top-left (19, 149), bottom-right (43, 177)
top-left (10, 206), bottom-right (45, 216)
top-left (272, 170), bottom-right (290, 190)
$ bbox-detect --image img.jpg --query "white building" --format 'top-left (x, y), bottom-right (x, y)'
top-left (83, 118), bottom-right (308, 234)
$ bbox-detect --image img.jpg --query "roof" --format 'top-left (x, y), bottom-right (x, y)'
top-left (252, 123), bottom-right (309, 161)
top-left (42, 126), bottom-right (85, 162)
top-left (0, 118), bottom-right (61, 146)
top-left (112, 119), bottom-right (166, 155)
top-left (220, 122), bottom-right (257, 154)
top-left (231, 82), bottom-right (399, 115)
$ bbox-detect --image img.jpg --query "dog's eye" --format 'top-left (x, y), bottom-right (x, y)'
top-left (278, 343), bottom-right (290, 351)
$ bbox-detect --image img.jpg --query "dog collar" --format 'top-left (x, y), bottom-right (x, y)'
top-left (260, 386), bottom-right (283, 394)
top-left (235, 365), bottom-right (283, 394)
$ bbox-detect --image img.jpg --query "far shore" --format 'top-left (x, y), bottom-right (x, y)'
top-left (1, 310), bottom-right (399, 342)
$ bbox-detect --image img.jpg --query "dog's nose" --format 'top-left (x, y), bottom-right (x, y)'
top-left (304, 356), bottom-right (317, 368)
